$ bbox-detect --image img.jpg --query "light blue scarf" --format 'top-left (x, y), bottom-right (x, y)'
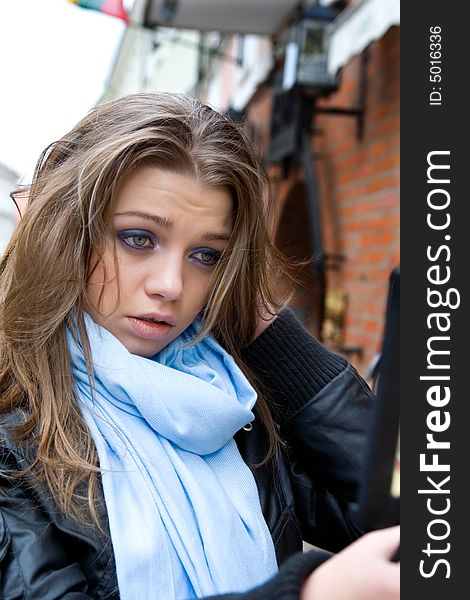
top-left (67, 315), bottom-right (278, 600)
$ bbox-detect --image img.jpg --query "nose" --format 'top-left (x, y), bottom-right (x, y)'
top-left (144, 253), bottom-right (183, 301)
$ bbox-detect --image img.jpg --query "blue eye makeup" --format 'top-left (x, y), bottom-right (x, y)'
top-left (117, 230), bottom-right (222, 266)
top-left (191, 248), bottom-right (222, 267)
top-left (117, 230), bottom-right (155, 250)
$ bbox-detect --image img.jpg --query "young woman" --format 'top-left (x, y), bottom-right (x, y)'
top-left (0, 92), bottom-right (399, 599)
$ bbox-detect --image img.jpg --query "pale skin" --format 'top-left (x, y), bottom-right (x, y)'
top-left (86, 165), bottom-right (400, 598)
top-left (301, 526), bottom-right (400, 600)
top-left (86, 166), bottom-right (233, 357)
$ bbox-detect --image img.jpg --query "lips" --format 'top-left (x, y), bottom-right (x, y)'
top-left (127, 313), bottom-right (176, 341)
top-left (133, 313), bottom-right (177, 326)
top-left (138, 316), bottom-right (169, 325)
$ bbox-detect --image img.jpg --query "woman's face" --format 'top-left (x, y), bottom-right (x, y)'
top-left (86, 166), bottom-right (233, 357)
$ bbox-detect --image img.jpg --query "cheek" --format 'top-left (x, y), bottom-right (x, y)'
top-left (187, 271), bottom-right (214, 313)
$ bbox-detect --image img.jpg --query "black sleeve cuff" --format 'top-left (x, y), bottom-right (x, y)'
top-left (203, 549), bottom-right (332, 600)
top-left (242, 309), bottom-right (347, 422)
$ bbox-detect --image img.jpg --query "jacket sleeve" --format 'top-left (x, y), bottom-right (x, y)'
top-left (0, 445), bottom-right (96, 600)
top-left (202, 549), bottom-right (331, 600)
top-left (242, 308), bottom-right (375, 550)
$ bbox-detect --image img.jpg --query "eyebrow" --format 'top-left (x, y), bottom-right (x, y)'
top-left (114, 210), bottom-right (231, 242)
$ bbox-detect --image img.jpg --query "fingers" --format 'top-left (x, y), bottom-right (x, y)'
top-left (300, 526), bottom-right (401, 600)
top-left (358, 527), bottom-right (400, 599)
top-left (361, 525), bottom-right (400, 560)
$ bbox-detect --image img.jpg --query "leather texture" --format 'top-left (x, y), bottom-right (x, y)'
top-left (0, 312), bottom-right (374, 599)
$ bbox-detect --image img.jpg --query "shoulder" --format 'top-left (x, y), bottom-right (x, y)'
top-left (0, 407), bottom-right (33, 468)
top-left (0, 410), bottom-right (117, 600)
top-left (0, 407), bottom-right (31, 465)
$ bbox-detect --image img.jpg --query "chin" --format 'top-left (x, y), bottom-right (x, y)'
top-left (114, 335), bottom-right (156, 357)
top-left (129, 343), bottom-right (164, 358)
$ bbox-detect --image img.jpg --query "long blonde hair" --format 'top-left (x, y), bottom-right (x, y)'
top-left (0, 92), bottom-right (292, 524)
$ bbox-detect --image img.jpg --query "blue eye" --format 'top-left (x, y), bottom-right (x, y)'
top-left (191, 248), bottom-right (222, 267)
top-left (118, 230), bottom-right (155, 250)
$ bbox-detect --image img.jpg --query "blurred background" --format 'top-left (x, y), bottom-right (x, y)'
top-left (0, 0), bottom-right (399, 376)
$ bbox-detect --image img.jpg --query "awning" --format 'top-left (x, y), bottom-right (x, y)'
top-left (143, 0), bottom-right (300, 35)
top-left (326, 0), bottom-right (400, 74)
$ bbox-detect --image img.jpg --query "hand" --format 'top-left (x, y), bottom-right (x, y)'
top-left (301, 526), bottom-right (400, 600)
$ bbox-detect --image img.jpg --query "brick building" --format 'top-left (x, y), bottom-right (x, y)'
top-left (240, 10), bottom-right (400, 374)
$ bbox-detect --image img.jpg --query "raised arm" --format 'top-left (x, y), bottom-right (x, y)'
top-left (242, 308), bottom-right (374, 550)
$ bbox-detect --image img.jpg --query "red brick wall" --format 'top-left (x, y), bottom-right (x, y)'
top-left (315, 26), bottom-right (400, 372)
top-left (247, 26), bottom-right (400, 375)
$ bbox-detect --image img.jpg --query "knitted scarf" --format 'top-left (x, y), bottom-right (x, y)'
top-left (68, 315), bottom-right (278, 599)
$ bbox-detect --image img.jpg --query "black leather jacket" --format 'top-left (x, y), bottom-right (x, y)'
top-left (0, 310), bottom-right (374, 599)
